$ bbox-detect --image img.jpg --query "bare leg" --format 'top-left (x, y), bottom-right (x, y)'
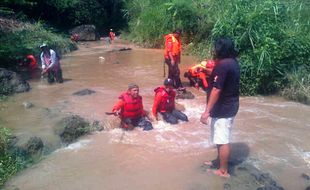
top-left (214, 144), bottom-right (230, 177)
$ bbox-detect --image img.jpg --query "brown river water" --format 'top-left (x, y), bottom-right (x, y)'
top-left (1, 40), bottom-right (310, 190)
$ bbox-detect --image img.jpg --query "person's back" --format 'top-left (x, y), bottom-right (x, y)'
top-left (208, 58), bottom-right (240, 118)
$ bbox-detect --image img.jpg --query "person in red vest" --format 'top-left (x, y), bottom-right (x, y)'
top-left (112, 84), bottom-right (153, 131)
top-left (109, 29), bottom-right (116, 44)
top-left (184, 60), bottom-right (215, 90)
top-left (164, 29), bottom-right (184, 90)
top-left (152, 78), bottom-right (188, 124)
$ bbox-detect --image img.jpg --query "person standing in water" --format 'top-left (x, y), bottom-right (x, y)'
top-left (152, 78), bottom-right (188, 124)
top-left (40, 43), bottom-right (63, 83)
top-left (112, 84), bottom-right (153, 131)
top-left (163, 29), bottom-right (185, 90)
top-left (200, 37), bottom-right (240, 178)
top-left (109, 29), bottom-right (116, 44)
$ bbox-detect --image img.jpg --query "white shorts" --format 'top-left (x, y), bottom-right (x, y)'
top-left (210, 117), bottom-right (235, 144)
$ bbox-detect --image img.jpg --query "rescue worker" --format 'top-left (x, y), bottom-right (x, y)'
top-left (164, 29), bottom-right (184, 90)
top-left (152, 78), bottom-right (188, 124)
top-left (184, 60), bottom-right (215, 90)
top-left (40, 43), bottom-right (63, 83)
top-left (112, 84), bottom-right (153, 131)
top-left (109, 29), bottom-right (115, 44)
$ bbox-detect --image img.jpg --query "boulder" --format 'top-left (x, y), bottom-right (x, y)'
top-left (0, 68), bottom-right (30, 95)
top-left (11, 136), bottom-right (44, 158)
top-left (69, 25), bottom-right (97, 41)
top-left (55, 115), bottom-right (103, 144)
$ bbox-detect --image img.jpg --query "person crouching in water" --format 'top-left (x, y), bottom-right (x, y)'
top-left (112, 84), bottom-right (153, 131)
top-left (184, 60), bottom-right (215, 90)
top-left (40, 43), bottom-right (63, 83)
top-left (152, 78), bottom-right (188, 124)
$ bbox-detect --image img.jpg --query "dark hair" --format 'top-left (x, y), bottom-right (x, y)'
top-left (213, 38), bottom-right (238, 59)
top-left (173, 29), bottom-right (182, 35)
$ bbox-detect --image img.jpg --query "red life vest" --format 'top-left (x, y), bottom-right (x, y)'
top-left (119, 92), bottom-right (143, 119)
top-left (26, 54), bottom-right (37, 70)
top-left (154, 86), bottom-right (175, 113)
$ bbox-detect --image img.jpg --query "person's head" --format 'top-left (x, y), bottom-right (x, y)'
top-left (164, 78), bottom-right (174, 91)
top-left (173, 29), bottom-right (182, 38)
top-left (40, 43), bottom-right (49, 53)
top-left (213, 38), bottom-right (238, 59)
top-left (110, 29), bottom-right (113, 31)
top-left (127, 84), bottom-right (139, 98)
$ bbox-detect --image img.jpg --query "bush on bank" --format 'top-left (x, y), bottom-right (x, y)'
top-left (0, 21), bottom-right (77, 70)
top-left (123, 0), bottom-right (310, 104)
top-left (0, 126), bottom-right (25, 188)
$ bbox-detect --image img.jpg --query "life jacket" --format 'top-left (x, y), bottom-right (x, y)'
top-left (154, 86), bottom-right (175, 113)
top-left (119, 92), bottom-right (143, 119)
top-left (26, 54), bottom-right (37, 70)
top-left (164, 34), bottom-right (181, 59)
top-left (188, 60), bottom-right (216, 76)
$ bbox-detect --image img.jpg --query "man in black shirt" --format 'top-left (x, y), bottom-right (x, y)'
top-left (200, 38), bottom-right (240, 178)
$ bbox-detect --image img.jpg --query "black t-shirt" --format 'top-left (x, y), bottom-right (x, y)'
top-left (207, 58), bottom-right (240, 118)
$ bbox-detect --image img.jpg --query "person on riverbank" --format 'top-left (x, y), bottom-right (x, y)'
top-left (112, 84), bottom-right (153, 131)
top-left (40, 43), bottom-right (63, 83)
top-left (109, 29), bottom-right (115, 44)
top-left (164, 29), bottom-right (185, 91)
top-left (184, 59), bottom-right (215, 90)
top-left (200, 37), bottom-right (240, 178)
top-left (152, 78), bottom-right (188, 124)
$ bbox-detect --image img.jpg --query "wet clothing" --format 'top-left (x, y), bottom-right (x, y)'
top-left (40, 49), bottom-right (63, 83)
top-left (122, 117), bottom-right (153, 131)
top-left (207, 58), bottom-right (240, 118)
top-left (152, 86), bottom-right (176, 116)
top-left (113, 92), bottom-right (153, 130)
top-left (152, 86), bottom-right (188, 124)
top-left (164, 34), bottom-right (183, 88)
top-left (161, 109), bottom-right (188, 124)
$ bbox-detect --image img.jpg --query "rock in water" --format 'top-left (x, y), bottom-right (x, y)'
top-left (72, 89), bottom-right (96, 96)
top-left (22, 101), bottom-right (34, 109)
top-left (176, 90), bottom-right (195, 99)
top-left (0, 68), bottom-right (30, 95)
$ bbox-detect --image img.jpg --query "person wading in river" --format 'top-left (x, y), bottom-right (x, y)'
top-left (200, 37), bottom-right (240, 178)
top-left (112, 84), bottom-right (153, 131)
top-left (152, 78), bottom-right (188, 124)
top-left (164, 29), bottom-right (185, 91)
top-left (40, 43), bottom-right (63, 83)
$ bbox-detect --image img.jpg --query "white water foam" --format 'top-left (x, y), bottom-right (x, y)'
top-left (56, 139), bottom-right (92, 152)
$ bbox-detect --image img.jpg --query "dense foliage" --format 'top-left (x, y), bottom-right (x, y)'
top-left (0, 0), bottom-right (126, 34)
top-left (0, 126), bottom-right (25, 188)
top-left (123, 0), bottom-right (310, 103)
top-left (0, 21), bottom-right (77, 69)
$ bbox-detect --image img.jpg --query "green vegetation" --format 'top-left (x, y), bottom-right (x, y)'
top-left (0, 126), bottom-right (26, 188)
top-left (123, 0), bottom-right (310, 104)
top-left (1, 0), bottom-right (126, 34)
top-left (0, 21), bottom-right (77, 69)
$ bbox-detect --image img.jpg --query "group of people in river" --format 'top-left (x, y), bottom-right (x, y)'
top-left (111, 30), bottom-right (240, 178)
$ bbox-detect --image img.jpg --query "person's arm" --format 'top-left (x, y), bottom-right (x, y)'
top-left (152, 93), bottom-right (162, 120)
top-left (112, 100), bottom-right (124, 115)
top-left (166, 40), bottom-right (175, 65)
top-left (200, 87), bottom-right (221, 124)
